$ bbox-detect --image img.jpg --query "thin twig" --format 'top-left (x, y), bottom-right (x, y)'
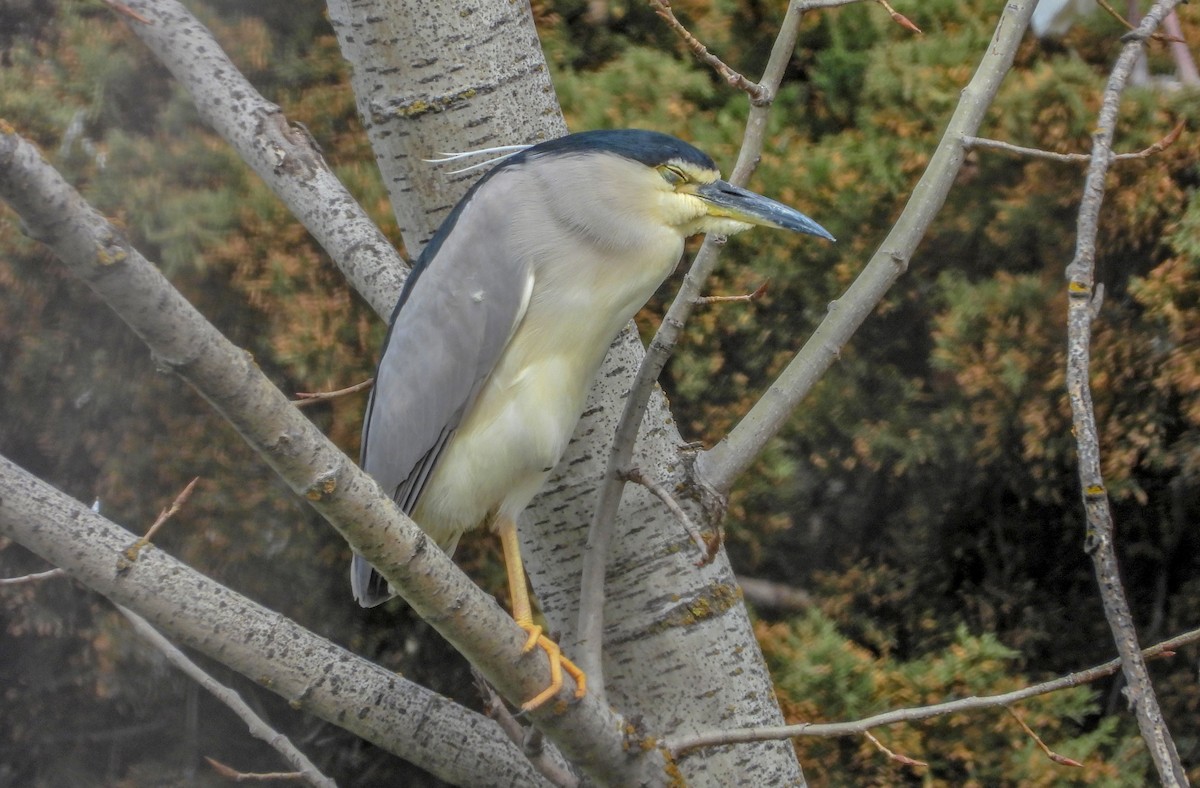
top-left (474, 668), bottom-right (527, 744)
top-left (577, 0), bottom-right (810, 699)
top-left (1097, 0), bottom-right (1137, 31)
top-left (99, 0), bottom-right (153, 24)
top-left (1064, 2), bottom-right (1188, 784)
top-left (863, 730), bottom-right (927, 768)
top-left (648, 0), bottom-right (767, 104)
top-left (962, 121), bottom-right (1184, 163)
top-left (622, 467), bottom-right (710, 563)
top-left (664, 625), bottom-right (1200, 756)
top-left (736, 575), bottom-right (813, 613)
top-left (472, 668), bottom-right (580, 788)
top-left (874, 0), bottom-right (922, 35)
top-left (1095, 0), bottom-right (1186, 43)
top-left (695, 280), bottom-right (770, 306)
top-left (120, 476), bottom-right (199, 564)
top-left (292, 378), bottom-right (373, 408)
top-left (797, 0), bottom-right (875, 8)
top-left (205, 758), bottom-right (307, 783)
top-left (118, 606), bottom-right (337, 788)
top-left (695, 0), bottom-right (1038, 495)
top-left (0, 567), bottom-right (67, 586)
top-left (109, 0), bottom-right (407, 321)
top-left (1006, 707), bottom-right (1083, 768)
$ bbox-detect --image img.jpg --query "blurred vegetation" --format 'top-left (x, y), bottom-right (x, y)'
top-left (1, 0), bottom-right (1198, 785)
top-left (759, 610), bottom-right (1150, 786)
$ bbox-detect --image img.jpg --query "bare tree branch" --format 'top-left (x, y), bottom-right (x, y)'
top-left (695, 0), bottom-right (1039, 495)
top-left (473, 669), bottom-right (579, 788)
top-left (121, 476), bottom-right (199, 563)
top-left (1064, 1), bottom-right (1189, 783)
top-left (694, 280), bottom-right (770, 306)
top-left (117, 0), bottom-right (406, 319)
top-left (798, 0), bottom-right (877, 8)
top-left (292, 378), bottom-right (374, 409)
top-left (1095, 0), bottom-right (1185, 44)
top-left (664, 625), bottom-right (1200, 756)
top-left (874, 0), bottom-right (922, 35)
top-left (0, 567), bottom-right (67, 586)
top-left (963, 120), bottom-right (1184, 162)
top-left (649, 0), bottom-right (767, 103)
top-left (863, 730), bottom-right (926, 768)
top-left (1006, 707), bottom-right (1083, 768)
top-left (98, 0), bottom-right (151, 25)
top-left (204, 758), bottom-right (308, 784)
top-left (736, 576), bottom-right (813, 613)
top-left (0, 453), bottom-right (548, 786)
top-left (0, 129), bottom-right (670, 786)
top-left (576, 0), bottom-right (810, 696)
top-left (622, 467), bottom-right (710, 563)
top-left (116, 606), bottom-right (338, 788)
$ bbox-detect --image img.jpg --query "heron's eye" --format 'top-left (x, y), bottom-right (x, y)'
top-left (658, 165), bottom-right (688, 186)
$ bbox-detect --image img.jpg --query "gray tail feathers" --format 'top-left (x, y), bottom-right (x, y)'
top-left (350, 553), bottom-right (396, 607)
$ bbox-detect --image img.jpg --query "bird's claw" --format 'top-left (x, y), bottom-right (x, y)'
top-left (515, 621), bottom-right (587, 711)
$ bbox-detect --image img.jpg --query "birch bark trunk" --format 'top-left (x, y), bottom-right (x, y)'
top-left (326, 1), bottom-right (803, 784)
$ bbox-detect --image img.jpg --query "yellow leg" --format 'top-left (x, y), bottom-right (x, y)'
top-left (496, 516), bottom-right (587, 710)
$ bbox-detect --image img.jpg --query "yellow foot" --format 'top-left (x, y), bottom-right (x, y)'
top-left (516, 622), bottom-right (588, 711)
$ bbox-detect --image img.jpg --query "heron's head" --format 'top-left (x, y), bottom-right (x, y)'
top-left (515, 130), bottom-right (835, 245)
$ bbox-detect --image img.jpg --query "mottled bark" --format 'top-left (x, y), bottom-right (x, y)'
top-left (0, 128), bottom-right (669, 787)
top-left (125, 0), bottom-right (406, 318)
top-left (325, 2), bottom-right (804, 784)
top-left (0, 454), bottom-right (548, 787)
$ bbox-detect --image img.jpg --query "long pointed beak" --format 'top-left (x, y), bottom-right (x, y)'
top-left (694, 179), bottom-right (835, 242)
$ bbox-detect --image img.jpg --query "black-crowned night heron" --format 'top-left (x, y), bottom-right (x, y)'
top-left (353, 129), bottom-right (833, 710)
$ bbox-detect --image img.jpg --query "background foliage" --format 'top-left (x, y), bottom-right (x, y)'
top-left (1, 0), bottom-right (1198, 785)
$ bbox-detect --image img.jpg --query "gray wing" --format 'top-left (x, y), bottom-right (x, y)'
top-left (353, 171), bottom-right (533, 606)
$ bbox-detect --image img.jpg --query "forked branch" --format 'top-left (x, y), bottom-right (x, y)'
top-left (577, 0), bottom-right (810, 697)
top-left (1063, 1), bottom-right (1188, 783)
top-left (695, 0), bottom-right (1039, 494)
top-left (0, 129), bottom-right (666, 786)
top-left (118, 606), bottom-right (337, 788)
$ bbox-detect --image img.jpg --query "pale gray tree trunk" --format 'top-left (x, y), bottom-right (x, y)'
top-left (325, 1), bottom-right (804, 784)
top-left (0, 454), bottom-right (550, 787)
